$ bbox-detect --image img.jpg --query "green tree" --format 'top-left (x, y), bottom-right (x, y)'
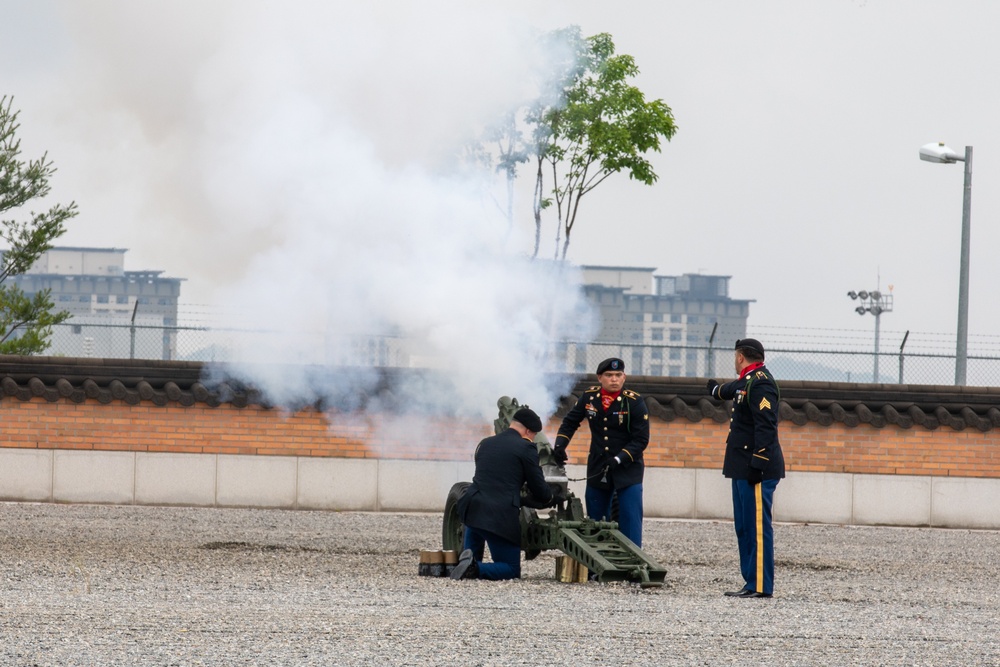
top-left (477, 109), bottom-right (529, 237)
top-left (0, 96), bottom-right (77, 354)
top-left (539, 30), bottom-right (677, 261)
top-left (474, 28), bottom-right (676, 260)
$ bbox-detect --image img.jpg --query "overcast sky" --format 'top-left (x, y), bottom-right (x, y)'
top-left (3, 0), bottom-right (999, 359)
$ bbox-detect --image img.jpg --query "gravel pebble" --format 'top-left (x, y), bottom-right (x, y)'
top-left (2, 502), bottom-right (998, 666)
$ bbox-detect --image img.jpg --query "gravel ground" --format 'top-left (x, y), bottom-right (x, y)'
top-left (1, 502), bottom-right (998, 666)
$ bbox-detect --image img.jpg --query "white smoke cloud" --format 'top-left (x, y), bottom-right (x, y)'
top-left (6, 1), bottom-right (595, 421)
top-left (206, 118), bottom-right (595, 418)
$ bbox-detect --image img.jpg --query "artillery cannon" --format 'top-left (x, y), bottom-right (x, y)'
top-left (442, 396), bottom-right (666, 588)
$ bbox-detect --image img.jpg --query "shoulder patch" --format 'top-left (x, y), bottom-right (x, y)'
top-left (623, 389), bottom-right (640, 399)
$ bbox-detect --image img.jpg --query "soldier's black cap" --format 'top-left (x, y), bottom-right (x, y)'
top-left (512, 407), bottom-right (543, 433)
top-left (596, 358), bottom-right (625, 374)
top-left (735, 338), bottom-right (765, 360)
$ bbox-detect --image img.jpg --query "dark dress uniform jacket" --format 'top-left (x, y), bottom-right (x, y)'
top-left (556, 387), bottom-right (650, 490)
top-left (456, 428), bottom-right (552, 545)
top-left (717, 365), bottom-right (786, 480)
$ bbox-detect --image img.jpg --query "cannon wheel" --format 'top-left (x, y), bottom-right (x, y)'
top-left (442, 482), bottom-right (470, 552)
top-left (521, 506), bottom-right (541, 561)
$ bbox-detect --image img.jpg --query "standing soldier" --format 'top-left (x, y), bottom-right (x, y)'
top-left (707, 338), bottom-right (785, 599)
top-left (553, 358), bottom-right (649, 547)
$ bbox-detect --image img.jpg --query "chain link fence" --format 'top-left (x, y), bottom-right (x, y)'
top-left (43, 322), bottom-right (1000, 387)
top-left (542, 341), bottom-right (998, 386)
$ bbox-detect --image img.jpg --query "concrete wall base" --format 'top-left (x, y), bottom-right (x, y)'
top-left (1, 448), bottom-right (997, 529)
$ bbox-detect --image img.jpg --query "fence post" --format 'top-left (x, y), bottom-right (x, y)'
top-left (898, 330), bottom-right (910, 384)
top-left (707, 322), bottom-right (718, 378)
top-left (129, 301), bottom-right (139, 360)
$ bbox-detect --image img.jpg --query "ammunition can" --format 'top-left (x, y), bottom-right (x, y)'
top-left (427, 550), bottom-right (445, 577)
top-left (442, 550), bottom-right (458, 577)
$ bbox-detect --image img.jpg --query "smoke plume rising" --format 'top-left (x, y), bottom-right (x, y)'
top-left (4, 2), bottom-right (596, 423)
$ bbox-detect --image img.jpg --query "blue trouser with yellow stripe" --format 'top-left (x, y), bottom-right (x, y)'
top-left (731, 478), bottom-right (779, 595)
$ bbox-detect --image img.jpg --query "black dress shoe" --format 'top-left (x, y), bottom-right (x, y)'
top-left (724, 588), bottom-right (772, 598)
top-left (449, 549), bottom-right (479, 580)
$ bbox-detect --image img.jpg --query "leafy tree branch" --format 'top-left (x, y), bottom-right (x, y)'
top-left (0, 96), bottom-right (77, 354)
top-left (471, 28), bottom-right (676, 261)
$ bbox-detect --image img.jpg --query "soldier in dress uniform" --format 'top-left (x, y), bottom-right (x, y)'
top-left (553, 358), bottom-right (649, 547)
top-left (451, 407), bottom-right (554, 581)
top-left (706, 338), bottom-right (785, 599)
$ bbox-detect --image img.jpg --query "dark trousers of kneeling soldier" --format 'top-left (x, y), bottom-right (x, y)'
top-left (462, 526), bottom-right (521, 580)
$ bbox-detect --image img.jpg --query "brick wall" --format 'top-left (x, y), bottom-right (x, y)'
top-left (4, 396), bottom-right (998, 479)
top-left (645, 420), bottom-right (1000, 478)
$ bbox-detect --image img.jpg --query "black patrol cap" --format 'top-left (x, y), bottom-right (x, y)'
top-left (512, 407), bottom-right (543, 433)
top-left (596, 358), bottom-right (625, 374)
top-left (735, 338), bottom-right (765, 360)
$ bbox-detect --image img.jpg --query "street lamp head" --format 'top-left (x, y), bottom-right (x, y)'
top-left (871, 290), bottom-right (881, 301)
top-left (858, 290), bottom-right (869, 300)
top-left (847, 291), bottom-right (858, 299)
top-left (919, 142), bottom-right (961, 164)
top-left (855, 306), bottom-right (867, 315)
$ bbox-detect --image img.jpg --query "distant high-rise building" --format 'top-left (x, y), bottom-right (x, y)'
top-left (576, 266), bottom-right (752, 377)
top-left (6, 246), bottom-right (184, 359)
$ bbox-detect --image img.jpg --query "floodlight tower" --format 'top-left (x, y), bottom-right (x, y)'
top-left (847, 288), bottom-right (894, 383)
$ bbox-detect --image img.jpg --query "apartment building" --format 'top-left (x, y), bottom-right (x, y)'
top-left (7, 246), bottom-right (184, 359)
top-left (573, 266), bottom-right (752, 377)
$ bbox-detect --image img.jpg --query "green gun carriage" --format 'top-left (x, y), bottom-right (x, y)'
top-left (442, 397), bottom-right (667, 588)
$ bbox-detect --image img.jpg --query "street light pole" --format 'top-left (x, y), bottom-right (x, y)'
top-left (919, 142), bottom-right (973, 386)
top-left (956, 146), bottom-right (972, 386)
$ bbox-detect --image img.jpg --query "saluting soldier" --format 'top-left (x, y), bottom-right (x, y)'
top-left (707, 338), bottom-right (785, 599)
top-left (553, 358), bottom-right (649, 547)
